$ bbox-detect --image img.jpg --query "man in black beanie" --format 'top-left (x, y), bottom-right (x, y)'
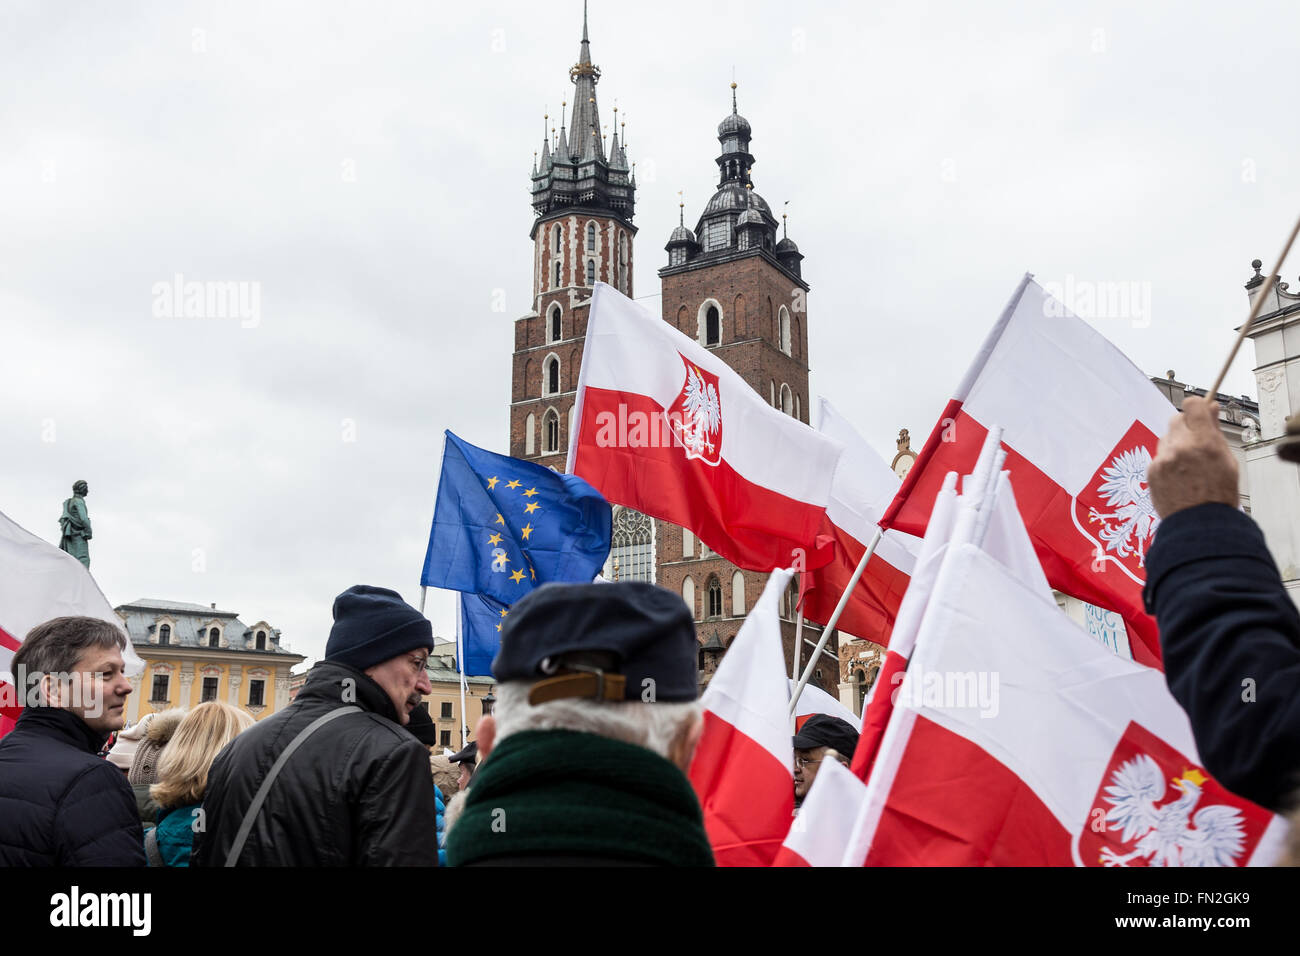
top-left (193, 585), bottom-right (440, 866)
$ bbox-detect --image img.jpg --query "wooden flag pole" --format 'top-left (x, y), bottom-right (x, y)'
top-left (1208, 214), bottom-right (1300, 397)
top-left (788, 526), bottom-right (883, 718)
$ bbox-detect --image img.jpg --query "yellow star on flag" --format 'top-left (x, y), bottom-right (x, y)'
top-left (495, 622), bottom-right (502, 632)
top-left (487, 533), bottom-right (502, 546)
top-left (495, 513), bottom-right (505, 525)
top-left (521, 523), bottom-right (534, 540)
top-left (499, 608), bottom-right (509, 617)
top-left (524, 502), bottom-right (540, 514)
top-left (510, 569), bottom-right (526, 583)
top-left (506, 479), bottom-right (522, 490)
top-left (486, 476), bottom-right (499, 490)
top-left (522, 487), bottom-right (538, 497)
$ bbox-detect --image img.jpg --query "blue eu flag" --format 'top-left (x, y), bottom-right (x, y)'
top-left (460, 592), bottom-right (509, 677)
top-left (421, 431), bottom-right (612, 606)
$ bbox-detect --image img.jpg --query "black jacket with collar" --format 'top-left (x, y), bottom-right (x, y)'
top-left (0, 706), bottom-right (146, 866)
top-left (191, 660), bottom-right (439, 866)
top-left (1145, 502), bottom-right (1300, 813)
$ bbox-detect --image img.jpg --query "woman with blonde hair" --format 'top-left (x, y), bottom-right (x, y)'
top-left (144, 701), bottom-right (254, 867)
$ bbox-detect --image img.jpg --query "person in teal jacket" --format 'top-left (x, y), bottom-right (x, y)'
top-left (144, 701), bottom-right (253, 867)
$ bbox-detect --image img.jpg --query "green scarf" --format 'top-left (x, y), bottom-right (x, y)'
top-left (446, 729), bottom-right (715, 867)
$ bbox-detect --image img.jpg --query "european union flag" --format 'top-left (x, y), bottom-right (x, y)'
top-left (421, 431), bottom-right (612, 606)
top-left (460, 592), bottom-right (509, 676)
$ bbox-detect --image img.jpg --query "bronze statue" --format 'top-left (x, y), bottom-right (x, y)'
top-left (59, 480), bottom-right (92, 568)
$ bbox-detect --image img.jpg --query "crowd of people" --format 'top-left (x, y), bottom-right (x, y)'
top-left (1, 396), bottom-right (1297, 866)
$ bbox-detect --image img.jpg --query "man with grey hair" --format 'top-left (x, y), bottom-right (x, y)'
top-left (445, 582), bottom-right (715, 866)
top-left (0, 616), bottom-right (145, 865)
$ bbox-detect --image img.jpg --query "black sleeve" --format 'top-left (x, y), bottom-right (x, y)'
top-left (1144, 502), bottom-right (1300, 812)
top-left (357, 739), bottom-right (441, 866)
top-left (57, 762), bottom-right (148, 866)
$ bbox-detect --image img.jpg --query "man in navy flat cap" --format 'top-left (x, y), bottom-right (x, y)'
top-left (444, 582), bottom-right (715, 867)
top-left (194, 585), bottom-right (440, 866)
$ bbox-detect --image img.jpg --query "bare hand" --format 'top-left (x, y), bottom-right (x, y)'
top-left (1147, 397), bottom-right (1240, 519)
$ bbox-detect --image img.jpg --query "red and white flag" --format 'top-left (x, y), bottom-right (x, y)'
top-left (772, 758), bottom-right (869, 867)
top-left (880, 275), bottom-right (1174, 667)
top-left (0, 509), bottom-right (142, 737)
top-left (799, 399), bottom-right (919, 643)
top-left (568, 283), bottom-right (842, 572)
top-left (790, 678), bottom-right (858, 731)
top-left (845, 482), bottom-right (1286, 867)
top-left (689, 570), bottom-right (795, 866)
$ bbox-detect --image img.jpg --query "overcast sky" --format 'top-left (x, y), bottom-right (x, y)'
top-left (3, 0), bottom-right (1296, 667)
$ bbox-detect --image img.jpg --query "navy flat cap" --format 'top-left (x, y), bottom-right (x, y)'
top-left (491, 582), bottom-right (698, 703)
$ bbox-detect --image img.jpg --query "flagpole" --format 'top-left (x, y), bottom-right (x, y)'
top-left (1208, 213), bottom-right (1300, 397)
top-left (788, 526), bottom-right (883, 717)
top-left (456, 592), bottom-right (469, 748)
top-left (418, 586), bottom-right (427, 615)
top-left (790, 600), bottom-right (805, 731)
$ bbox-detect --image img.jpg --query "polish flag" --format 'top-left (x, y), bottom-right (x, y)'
top-left (772, 758), bottom-right (869, 867)
top-left (844, 483), bottom-right (1286, 867)
top-left (790, 678), bottom-right (858, 731)
top-left (880, 275), bottom-right (1174, 668)
top-left (689, 570), bottom-right (795, 866)
top-left (568, 284), bottom-right (842, 573)
top-left (0, 509), bottom-right (143, 738)
top-left (799, 400), bottom-right (920, 643)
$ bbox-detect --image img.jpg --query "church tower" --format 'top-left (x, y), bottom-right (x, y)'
top-left (509, 3), bottom-right (635, 470)
top-left (655, 86), bottom-right (833, 691)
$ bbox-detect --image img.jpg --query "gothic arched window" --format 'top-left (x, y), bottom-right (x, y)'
top-left (525, 412), bottom-right (536, 456)
top-left (731, 571), bottom-right (746, 617)
top-left (553, 259), bottom-right (561, 289)
top-left (553, 223), bottom-right (561, 252)
top-left (544, 356), bottom-right (560, 396)
top-left (780, 383), bottom-right (793, 417)
top-left (543, 409), bottom-right (560, 453)
top-left (586, 259), bottom-right (596, 286)
top-left (682, 576), bottom-right (696, 619)
top-left (779, 306), bottom-right (792, 355)
top-left (610, 506), bottom-right (654, 583)
top-left (587, 222), bottom-right (597, 252)
top-left (548, 304), bottom-right (562, 343)
top-left (706, 306), bottom-right (720, 346)
top-left (707, 576), bottom-right (723, 618)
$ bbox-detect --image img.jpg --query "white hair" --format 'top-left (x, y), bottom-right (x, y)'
top-left (493, 682), bottom-right (701, 760)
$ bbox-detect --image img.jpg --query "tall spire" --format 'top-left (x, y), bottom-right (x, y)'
top-left (568, 2), bottom-right (604, 162)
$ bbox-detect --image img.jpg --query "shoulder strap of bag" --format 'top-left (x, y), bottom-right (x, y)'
top-left (223, 705), bottom-right (363, 867)
top-left (144, 827), bottom-right (164, 867)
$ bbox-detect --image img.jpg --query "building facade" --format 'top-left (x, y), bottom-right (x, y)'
top-left (117, 599), bottom-right (305, 724)
top-left (507, 12), bottom-right (841, 695)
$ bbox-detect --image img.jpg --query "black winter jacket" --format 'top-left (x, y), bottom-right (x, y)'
top-left (0, 707), bottom-right (146, 866)
top-left (192, 660), bottom-right (439, 866)
top-left (1145, 502), bottom-right (1300, 813)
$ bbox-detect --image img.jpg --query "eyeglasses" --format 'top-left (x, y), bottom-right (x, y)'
top-left (794, 755), bottom-right (823, 769)
top-left (409, 654), bottom-right (430, 675)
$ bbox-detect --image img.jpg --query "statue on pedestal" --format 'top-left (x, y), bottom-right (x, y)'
top-left (59, 480), bottom-right (92, 568)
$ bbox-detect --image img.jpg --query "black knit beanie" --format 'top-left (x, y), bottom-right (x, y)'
top-left (326, 585), bottom-right (433, 671)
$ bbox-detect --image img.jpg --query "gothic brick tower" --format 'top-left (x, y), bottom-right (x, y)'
top-left (509, 5), bottom-right (635, 469)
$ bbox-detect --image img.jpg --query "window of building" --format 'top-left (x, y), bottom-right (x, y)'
top-left (548, 304), bottom-right (562, 343)
top-left (780, 383), bottom-right (793, 417)
top-left (705, 219), bottom-right (729, 250)
top-left (681, 576), bottom-right (695, 619)
top-left (440, 701), bottom-right (453, 719)
top-left (707, 577), bottom-right (723, 618)
top-left (208, 627), bottom-right (220, 648)
top-left (770, 380), bottom-right (776, 406)
top-left (553, 259), bottom-right (561, 288)
top-left (525, 412), bottom-right (536, 456)
top-left (779, 306), bottom-right (792, 355)
top-left (610, 506), bottom-right (654, 583)
top-left (151, 674), bottom-right (169, 702)
top-left (158, 624), bottom-right (170, 646)
top-left (440, 730), bottom-right (452, 747)
top-left (201, 676), bottom-right (219, 702)
top-left (544, 356), bottom-right (560, 395)
top-left (553, 223), bottom-right (561, 252)
top-left (682, 527), bottom-right (694, 558)
top-left (544, 409), bottom-right (560, 454)
top-left (705, 306), bottom-right (720, 346)
top-left (586, 258), bottom-right (595, 286)
top-left (256, 630), bottom-right (266, 650)
top-left (795, 394), bottom-right (801, 421)
top-left (587, 222), bottom-right (596, 252)
top-left (248, 679), bottom-right (265, 708)
top-left (731, 571), bottom-right (746, 617)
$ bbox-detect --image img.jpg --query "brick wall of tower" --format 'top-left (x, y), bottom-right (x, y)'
top-left (511, 211), bottom-right (634, 467)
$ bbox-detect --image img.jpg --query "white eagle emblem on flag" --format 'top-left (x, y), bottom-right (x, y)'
top-left (1098, 758), bottom-right (1246, 867)
top-left (1087, 447), bottom-right (1160, 567)
top-left (666, 354), bottom-right (723, 466)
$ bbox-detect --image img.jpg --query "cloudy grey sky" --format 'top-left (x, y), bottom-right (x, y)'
top-left (3, 0), bottom-right (1296, 666)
